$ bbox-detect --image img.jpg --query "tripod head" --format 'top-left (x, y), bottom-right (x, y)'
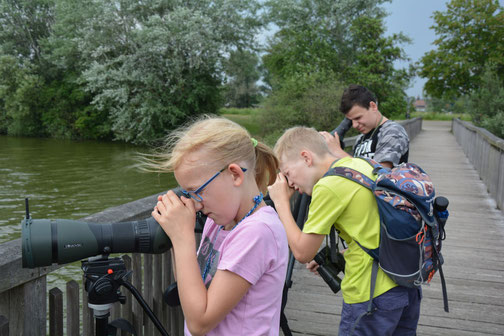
top-left (81, 255), bottom-right (169, 336)
top-left (82, 255), bottom-right (129, 306)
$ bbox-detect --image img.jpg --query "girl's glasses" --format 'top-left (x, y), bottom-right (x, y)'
top-left (181, 166), bottom-right (247, 202)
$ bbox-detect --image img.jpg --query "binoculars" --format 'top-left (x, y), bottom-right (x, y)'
top-left (313, 246), bottom-right (345, 294)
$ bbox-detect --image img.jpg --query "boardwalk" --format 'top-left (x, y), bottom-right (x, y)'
top-left (281, 121), bottom-right (504, 335)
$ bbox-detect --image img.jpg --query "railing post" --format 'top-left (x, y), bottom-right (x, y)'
top-left (143, 254), bottom-right (153, 336)
top-left (121, 255), bottom-right (133, 336)
top-left (132, 253), bottom-right (144, 336)
top-left (153, 254), bottom-right (163, 333)
top-left (49, 287), bottom-right (64, 336)
top-left (66, 280), bottom-right (80, 336)
top-left (0, 315), bottom-right (8, 336)
top-left (83, 274), bottom-right (94, 336)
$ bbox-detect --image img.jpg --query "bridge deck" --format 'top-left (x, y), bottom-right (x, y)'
top-left (282, 121), bottom-right (504, 335)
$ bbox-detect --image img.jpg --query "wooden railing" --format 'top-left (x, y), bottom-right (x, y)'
top-left (0, 117), bottom-right (422, 336)
top-left (0, 193), bottom-right (185, 336)
top-left (452, 118), bottom-right (504, 211)
top-left (343, 117), bottom-right (422, 149)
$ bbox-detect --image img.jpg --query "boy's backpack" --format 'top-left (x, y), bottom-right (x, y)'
top-left (323, 158), bottom-right (449, 313)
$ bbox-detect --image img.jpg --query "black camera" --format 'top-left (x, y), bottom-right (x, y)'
top-left (313, 246), bottom-right (345, 294)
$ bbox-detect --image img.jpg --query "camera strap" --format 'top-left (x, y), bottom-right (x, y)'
top-left (329, 227), bottom-right (338, 263)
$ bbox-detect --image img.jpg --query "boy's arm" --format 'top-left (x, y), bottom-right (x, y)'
top-left (268, 174), bottom-right (325, 263)
top-left (319, 131), bottom-right (351, 159)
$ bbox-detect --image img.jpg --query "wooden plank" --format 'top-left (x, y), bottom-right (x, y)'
top-left (152, 254), bottom-right (164, 333)
top-left (121, 255), bottom-right (133, 336)
top-left (82, 274), bottom-right (94, 336)
top-left (143, 253), bottom-right (153, 336)
top-left (132, 253), bottom-right (143, 336)
top-left (22, 277), bottom-right (46, 335)
top-left (0, 315), bottom-right (8, 336)
top-left (66, 280), bottom-right (80, 336)
top-left (162, 251), bottom-right (171, 330)
top-left (49, 287), bottom-right (64, 336)
top-left (0, 238), bottom-right (59, 293)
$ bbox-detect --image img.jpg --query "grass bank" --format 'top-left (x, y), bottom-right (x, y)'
top-left (219, 107), bottom-right (264, 138)
top-left (410, 111), bottom-right (471, 121)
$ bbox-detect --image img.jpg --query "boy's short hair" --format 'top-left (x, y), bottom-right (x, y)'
top-left (340, 84), bottom-right (377, 114)
top-left (274, 126), bottom-right (330, 161)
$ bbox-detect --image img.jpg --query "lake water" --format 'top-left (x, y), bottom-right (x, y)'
top-left (0, 135), bottom-right (177, 290)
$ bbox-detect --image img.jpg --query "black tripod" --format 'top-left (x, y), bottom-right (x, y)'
top-left (82, 255), bottom-right (170, 336)
top-left (278, 193), bottom-right (311, 336)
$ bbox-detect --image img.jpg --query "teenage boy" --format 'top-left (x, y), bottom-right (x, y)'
top-left (267, 126), bottom-right (421, 336)
top-left (321, 84), bottom-right (409, 169)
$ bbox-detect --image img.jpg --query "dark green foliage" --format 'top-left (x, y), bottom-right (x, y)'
top-left (343, 15), bottom-right (413, 118)
top-left (223, 49), bottom-right (262, 108)
top-left (259, 71), bottom-right (346, 145)
top-left (468, 64), bottom-right (504, 138)
top-left (0, 0), bottom-right (261, 143)
top-left (0, 56), bottom-right (46, 137)
top-left (262, 0), bottom-right (413, 130)
top-left (420, 0), bottom-right (504, 99)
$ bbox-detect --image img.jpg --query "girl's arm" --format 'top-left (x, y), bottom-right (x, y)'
top-left (153, 191), bottom-right (251, 336)
top-left (172, 239), bottom-right (251, 336)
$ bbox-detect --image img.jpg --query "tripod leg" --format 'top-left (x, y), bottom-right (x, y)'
top-left (280, 282), bottom-right (293, 336)
top-left (95, 314), bottom-right (110, 336)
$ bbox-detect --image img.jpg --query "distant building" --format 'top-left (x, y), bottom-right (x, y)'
top-left (414, 97), bottom-right (426, 112)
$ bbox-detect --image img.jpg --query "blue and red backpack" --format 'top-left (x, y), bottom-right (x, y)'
top-left (323, 158), bottom-right (449, 313)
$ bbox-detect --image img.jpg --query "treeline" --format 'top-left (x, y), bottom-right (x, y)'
top-left (0, 0), bottom-right (415, 144)
top-left (420, 0), bottom-right (504, 138)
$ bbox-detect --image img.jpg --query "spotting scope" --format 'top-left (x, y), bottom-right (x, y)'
top-left (22, 188), bottom-right (205, 269)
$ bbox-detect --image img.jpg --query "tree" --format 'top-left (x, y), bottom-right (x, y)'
top-left (259, 70), bottom-right (346, 145)
top-left (0, 55), bottom-right (45, 136)
top-left (0, 0), bottom-right (263, 143)
top-left (420, 0), bottom-right (504, 98)
top-left (467, 63), bottom-right (504, 138)
top-left (262, 0), bottom-right (413, 119)
top-left (73, 0), bottom-right (262, 144)
top-left (343, 15), bottom-right (413, 117)
top-left (262, 0), bottom-right (390, 86)
top-left (223, 49), bottom-right (262, 108)
top-left (0, 0), bottom-right (54, 64)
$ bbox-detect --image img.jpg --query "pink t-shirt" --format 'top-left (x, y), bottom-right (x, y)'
top-left (184, 206), bottom-right (288, 336)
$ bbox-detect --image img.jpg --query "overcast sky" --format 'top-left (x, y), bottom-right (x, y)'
top-left (382, 0), bottom-right (449, 98)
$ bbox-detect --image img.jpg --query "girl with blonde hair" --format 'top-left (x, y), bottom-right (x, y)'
top-left (151, 116), bottom-right (288, 336)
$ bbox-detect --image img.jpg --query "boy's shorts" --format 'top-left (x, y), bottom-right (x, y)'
top-left (338, 286), bottom-right (422, 336)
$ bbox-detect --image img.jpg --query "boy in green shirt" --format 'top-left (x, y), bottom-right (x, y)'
top-left (268, 126), bottom-right (421, 336)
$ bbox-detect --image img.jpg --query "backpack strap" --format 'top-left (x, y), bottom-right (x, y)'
top-left (329, 227), bottom-right (338, 262)
top-left (428, 226), bottom-right (449, 313)
top-left (324, 165), bottom-right (380, 260)
top-left (323, 166), bottom-right (375, 190)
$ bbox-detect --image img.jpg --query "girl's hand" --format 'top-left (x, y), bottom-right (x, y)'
top-left (152, 190), bottom-right (196, 243)
top-left (267, 172), bottom-right (294, 208)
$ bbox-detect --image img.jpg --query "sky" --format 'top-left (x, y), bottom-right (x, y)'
top-left (382, 0), bottom-right (449, 99)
